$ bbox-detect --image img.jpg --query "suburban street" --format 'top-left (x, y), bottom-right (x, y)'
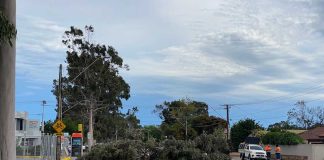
top-left (2, 0), bottom-right (324, 160)
top-left (230, 152), bottom-right (240, 160)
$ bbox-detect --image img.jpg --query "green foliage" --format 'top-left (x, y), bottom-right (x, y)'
top-left (161, 122), bottom-right (198, 140)
top-left (230, 118), bottom-right (263, 151)
top-left (250, 129), bottom-right (267, 139)
top-left (143, 125), bottom-right (163, 141)
top-left (81, 131), bottom-right (230, 160)
top-left (191, 115), bottom-right (227, 135)
top-left (52, 25), bottom-right (132, 140)
top-left (262, 131), bottom-right (304, 145)
top-left (94, 107), bottom-right (141, 141)
top-left (194, 130), bottom-right (230, 155)
top-left (0, 11), bottom-right (16, 46)
top-left (155, 99), bottom-right (226, 140)
top-left (44, 120), bottom-right (55, 134)
top-left (80, 140), bottom-right (157, 160)
top-left (62, 117), bottom-right (79, 134)
top-left (268, 121), bottom-right (304, 132)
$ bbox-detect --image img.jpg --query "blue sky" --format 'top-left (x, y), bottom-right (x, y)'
top-left (15, 0), bottom-right (324, 128)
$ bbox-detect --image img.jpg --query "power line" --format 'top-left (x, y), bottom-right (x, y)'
top-left (16, 100), bottom-right (55, 104)
top-left (209, 106), bottom-right (225, 119)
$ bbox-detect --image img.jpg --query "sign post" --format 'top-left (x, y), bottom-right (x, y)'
top-left (54, 64), bottom-right (64, 160)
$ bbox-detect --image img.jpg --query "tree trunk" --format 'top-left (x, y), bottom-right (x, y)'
top-left (0, 0), bottom-right (16, 159)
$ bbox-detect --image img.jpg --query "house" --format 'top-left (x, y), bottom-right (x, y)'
top-left (299, 127), bottom-right (324, 144)
top-left (15, 112), bottom-right (42, 146)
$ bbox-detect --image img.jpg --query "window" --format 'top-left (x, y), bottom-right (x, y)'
top-left (250, 146), bottom-right (263, 150)
top-left (16, 118), bottom-right (24, 131)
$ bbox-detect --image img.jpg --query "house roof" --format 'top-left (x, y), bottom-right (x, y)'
top-left (299, 127), bottom-right (324, 140)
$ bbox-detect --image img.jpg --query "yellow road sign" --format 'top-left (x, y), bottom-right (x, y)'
top-left (52, 119), bottom-right (66, 133)
top-left (78, 124), bottom-right (83, 132)
top-left (55, 132), bottom-right (63, 136)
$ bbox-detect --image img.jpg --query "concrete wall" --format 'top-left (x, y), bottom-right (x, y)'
top-left (281, 144), bottom-right (312, 159)
top-left (269, 144), bottom-right (324, 160)
top-left (312, 144), bottom-right (324, 160)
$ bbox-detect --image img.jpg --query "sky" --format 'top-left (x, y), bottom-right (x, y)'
top-left (15, 0), bottom-right (324, 128)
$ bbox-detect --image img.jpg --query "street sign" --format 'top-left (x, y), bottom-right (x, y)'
top-left (55, 132), bottom-right (63, 136)
top-left (78, 124), bottom-right (83, 132)
top-left (52, 119), bottom-right (66, 133)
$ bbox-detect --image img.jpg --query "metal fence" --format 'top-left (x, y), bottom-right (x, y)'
top-left (16, 134), bottom-right (57, 160)
top-left (41, 134), bottom-right (57, 160)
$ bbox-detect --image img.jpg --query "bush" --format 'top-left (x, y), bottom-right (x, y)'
top-left (80, 131), bottom-right (230, 160)
top-left (157, 138), bottom-right (229, 160)
top-left (262, 131), bottom-right (303, 145)
top-left (79, 140), bottom-right (155, 160)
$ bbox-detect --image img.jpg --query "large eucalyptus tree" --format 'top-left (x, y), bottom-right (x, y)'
top-left (52, 26), bottom-right (130, 150)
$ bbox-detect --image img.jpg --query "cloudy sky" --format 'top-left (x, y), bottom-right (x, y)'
top-left (16, 0), bottom-right (324, 127)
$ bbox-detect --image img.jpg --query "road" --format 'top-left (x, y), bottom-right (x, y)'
top-left (230, 152), bottom-right (240, 160)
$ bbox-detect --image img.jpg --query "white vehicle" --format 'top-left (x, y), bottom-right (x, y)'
top-left (241, 144), bottom-right (266, 160)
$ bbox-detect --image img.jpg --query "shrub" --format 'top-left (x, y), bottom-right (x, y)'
top-left (80, 131), bottom-right (230, 160)
top-left (262, 131), bottom-right (303, 145)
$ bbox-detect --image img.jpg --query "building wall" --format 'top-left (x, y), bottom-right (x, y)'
top-left (269, 144), bottom-right (324, 160)
top-left (15, 112), bottom-right (41, 146)
top-left (312, 144), bottom-right (324, 160)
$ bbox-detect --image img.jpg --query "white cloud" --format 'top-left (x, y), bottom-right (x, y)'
top-left (16, 15), bottom-right (66, 84)
top-left (121, 0), bottom-right (324, 102)
top-left (16, 0), bottom-right (324, 105)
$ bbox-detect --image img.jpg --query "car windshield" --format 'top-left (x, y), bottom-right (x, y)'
top-left (250, 146), bottom-right (263, 150)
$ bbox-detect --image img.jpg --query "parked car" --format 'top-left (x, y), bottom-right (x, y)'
top-left (240, 144), bottom-right (266, 160)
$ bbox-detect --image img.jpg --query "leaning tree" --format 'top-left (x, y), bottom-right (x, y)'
top-left (52, 26), bottom-right (130, 150)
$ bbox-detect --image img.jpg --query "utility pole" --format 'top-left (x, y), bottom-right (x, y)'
top-left (224, 104), bottom-right (230, 141)
top-left (56, 64), bottom-right (62, 160)
top-left (41, 100), bottom-right (46, 159)
top-left (41, 100), bottom-right (46, 133)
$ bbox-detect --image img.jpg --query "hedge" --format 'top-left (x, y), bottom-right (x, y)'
top-left (261, 131), bottom-right (303, 145)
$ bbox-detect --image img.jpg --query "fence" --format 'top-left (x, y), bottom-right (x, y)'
top-left (41, 134), bottom-right (57, 160)
top-left (16, 134), bottom-right (57, 160)
top-left (270, 144), bottom-right (324, 160)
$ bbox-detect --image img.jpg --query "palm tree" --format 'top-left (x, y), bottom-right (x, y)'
top-left (0, 0), bottom-right (16, 159)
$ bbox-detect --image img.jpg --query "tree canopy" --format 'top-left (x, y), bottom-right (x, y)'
top-left (288, 101), bottom-right (324, 129)
top-left (155, 99), bottom-right (226, 140)
top-left (267, 121), bottom-right (302, 132)
top-left (52, 25), bottom-right (131, 141)
top-left (230, 118), bottom-right (263, 150)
